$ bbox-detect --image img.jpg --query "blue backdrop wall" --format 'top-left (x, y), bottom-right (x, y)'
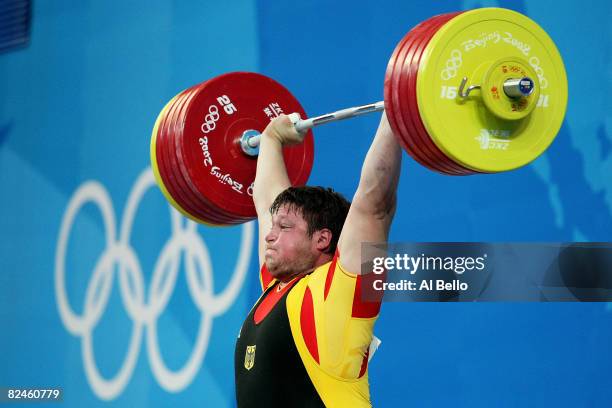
top-left (1, 0), bottom-right (610, 406)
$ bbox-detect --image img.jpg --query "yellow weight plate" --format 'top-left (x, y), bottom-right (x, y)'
top-left (150, 95), bottom-right (219, 225)
top-left (416, 8), bottom-right (568, 172)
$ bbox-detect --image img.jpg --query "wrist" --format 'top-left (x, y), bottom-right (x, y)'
top-left (261, 129), bottom-right (284, 147)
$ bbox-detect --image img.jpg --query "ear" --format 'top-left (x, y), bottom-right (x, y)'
top-left (314, 229), bottom-right (333, 252)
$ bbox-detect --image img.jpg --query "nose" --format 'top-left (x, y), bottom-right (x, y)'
top-left (265, 227), bottom-right (277, 244)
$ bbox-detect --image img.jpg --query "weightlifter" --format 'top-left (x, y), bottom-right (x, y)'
top-left (234, 112), bottom-right (401, 407)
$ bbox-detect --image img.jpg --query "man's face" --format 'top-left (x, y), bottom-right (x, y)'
top-left (264, 204), bottom-right (317, 279)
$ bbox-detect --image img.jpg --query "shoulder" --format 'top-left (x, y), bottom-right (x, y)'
top-left (301, 254), bottom-right (354, 299)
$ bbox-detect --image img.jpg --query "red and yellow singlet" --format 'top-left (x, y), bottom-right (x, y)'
top-left (235, 253), bottom-right (380, 407)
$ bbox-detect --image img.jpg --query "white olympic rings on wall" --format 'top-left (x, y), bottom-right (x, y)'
top-left (54, 168), bottom-right (254, 400)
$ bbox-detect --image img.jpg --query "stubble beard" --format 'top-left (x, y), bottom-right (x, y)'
top-left (266, 250), bottom-right (317, 281)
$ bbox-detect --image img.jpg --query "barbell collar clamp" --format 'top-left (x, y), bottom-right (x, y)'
top-left (241, 129), bottom-right (261, 157)
top-left (503, 77), bottom-right (535, 98)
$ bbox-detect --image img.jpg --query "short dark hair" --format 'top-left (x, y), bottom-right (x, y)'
top-left (270, 186), bottom-right (350, 254)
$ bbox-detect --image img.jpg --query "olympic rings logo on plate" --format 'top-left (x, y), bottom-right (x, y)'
top-left (200, 105), bottom-right (220, 134)
top-left (54, 168), bottom-right (253, 400)
top-left (528, 56), bottom-right (549, 89)
top-left (440, 49), bottom-right (463, 81)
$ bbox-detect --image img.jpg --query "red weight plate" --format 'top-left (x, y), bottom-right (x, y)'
top-left (151, 97), bottom-right (190, 215)
top-left (385, 12), bottom-right (478, 175)
top-left (160, 86), bottom-right (233, 224)
top-left (388, 12), bottom-right (452, 171)
top-left (168, 84), bottom-right (243, 225)
top-left (405, 13), bottom-right (478, 175)
top-left (183, 83), bottom-right (258, 224)
top-left (163, 85), bottom-right (224, 223)
top-left (384, 18), bottom-right (439, 171)
top-left (163, 87), bottom-right (225, 223)
top-left (385, 16), bottom-right (462, 171)
top-left (400, 13), bottom-right (471, 175)
top-left (388, 16), bottom-right (460, 171)
top-left (164, 84), bottom-right (229, 224)
top-left (170, 81), bottom-right (252, 224)
top-left (180, 72), bottom-right (314, 219)
top-left (154, 90), bottom-right (196, 216)
top-left (157, 87), bottom-right (219, 223)
top-left (172, 76), bottom-right (262, 222)
top-left (168, 82), bottom-right (245, 225)
top-left (407, 14), bottom-right (475, 175)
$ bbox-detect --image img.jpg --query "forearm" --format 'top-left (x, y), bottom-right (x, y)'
top-left (252, 132), bottom-right (291, 212)
top-left (354, 113), bottom-right (402, 216)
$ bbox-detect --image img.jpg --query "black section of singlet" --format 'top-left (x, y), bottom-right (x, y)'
top-left (235, 280), bottom-right (325, 407)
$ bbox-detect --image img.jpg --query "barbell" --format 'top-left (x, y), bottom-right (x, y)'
top-left (150, 7), bottom-right (568, 225)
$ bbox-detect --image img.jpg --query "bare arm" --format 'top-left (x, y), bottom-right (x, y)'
top-left (338, 112), bottom-right (402, 274)
top-left (253, 115), bottom-right (304, 268)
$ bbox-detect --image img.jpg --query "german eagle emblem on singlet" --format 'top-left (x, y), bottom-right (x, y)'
top-left (244, 345), bottom-right (256, 370)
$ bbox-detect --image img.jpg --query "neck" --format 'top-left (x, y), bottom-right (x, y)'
top-left (277, 270), bottom-right (304, 283)
top-left (313, 252), bottom-right (334, 269)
